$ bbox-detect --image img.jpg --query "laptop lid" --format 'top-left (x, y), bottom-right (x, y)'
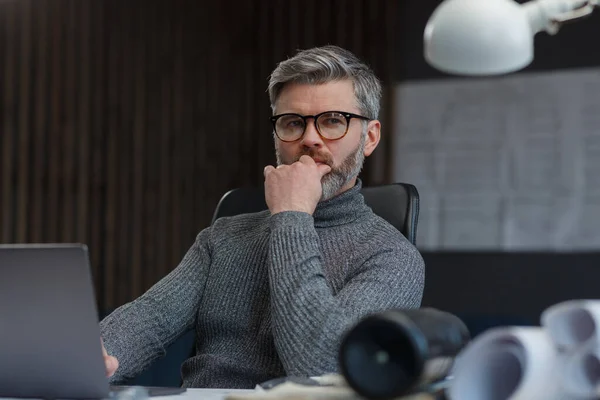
top-left (0, 243), bottom-right (110, 399)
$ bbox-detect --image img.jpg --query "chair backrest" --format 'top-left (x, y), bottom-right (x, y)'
top-left (211, 183), bottom-right (420, 245)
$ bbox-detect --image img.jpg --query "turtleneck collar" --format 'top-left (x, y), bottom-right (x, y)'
top-left (313, 179), bottom-right (370, 228)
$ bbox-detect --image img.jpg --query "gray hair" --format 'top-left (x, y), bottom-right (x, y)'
top-left (268, 45), bottom-right (383, 120)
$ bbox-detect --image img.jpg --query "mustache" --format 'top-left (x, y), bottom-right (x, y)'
top-left (293, 149), bottom-right (334, 167)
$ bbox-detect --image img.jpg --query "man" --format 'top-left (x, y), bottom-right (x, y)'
top-left (100, 45), bottom-right (425, 389)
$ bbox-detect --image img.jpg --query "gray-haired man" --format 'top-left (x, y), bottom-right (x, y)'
top-left (100, 45), bottom-right (425, 389)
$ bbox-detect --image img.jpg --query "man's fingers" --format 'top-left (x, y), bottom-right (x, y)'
top-left (267, 156), bottom-right (330, 178)
top-left (317, 164), bottom-right (332, 177)
top-left (102, 338), bottom-right (119, 377)
top-left (101, 338), bottom-right (108, 356)
top-left (105, 355), bottom-right (119, 377)
top-left (264, 165), bottom-right (275, 177)
top-left (105, 356), bottom-right (117, 369)
top-left (298, 155), bottom-right (315, 165)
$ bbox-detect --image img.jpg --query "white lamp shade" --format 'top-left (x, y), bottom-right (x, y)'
top-left (424, 0), bottom-right (535, 75)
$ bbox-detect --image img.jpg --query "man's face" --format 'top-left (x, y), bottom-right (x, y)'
top-left (273, 80), bottom-right (379, 201)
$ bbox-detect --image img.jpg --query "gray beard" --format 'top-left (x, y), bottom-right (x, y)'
top-left (275, 133), bottom-right (366, 201)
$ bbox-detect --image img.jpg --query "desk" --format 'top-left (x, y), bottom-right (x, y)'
top-left (0, 388), bottom-right (255, 400)
top-left (158, 389), bottom-right (254, 400)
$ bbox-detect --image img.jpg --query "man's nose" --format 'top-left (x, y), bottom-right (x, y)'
top-left (301, 119), bottom-right (324, 148)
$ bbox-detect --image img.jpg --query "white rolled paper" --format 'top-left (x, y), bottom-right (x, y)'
top-left (447, 327), bottom-right (565, 400)
top-left (541, 300), bottom-right (600, 351)
top-left (558, 340), bottom-right (600, 399)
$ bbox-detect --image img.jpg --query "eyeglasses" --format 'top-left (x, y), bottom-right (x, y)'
top-left (270, 111), bottom-right (371, 142)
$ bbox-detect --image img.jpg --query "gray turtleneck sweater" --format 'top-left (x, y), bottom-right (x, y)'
top-left (100, 181), bottom-right (425, 389)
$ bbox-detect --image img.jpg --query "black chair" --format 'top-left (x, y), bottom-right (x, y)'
top-left (211, 183), bottom-right (420, 245)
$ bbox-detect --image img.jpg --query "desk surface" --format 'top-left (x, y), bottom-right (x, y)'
top-left (158, 388), bottom-right (254, 400)
top-left (0, 388), bottom-right (254, 400)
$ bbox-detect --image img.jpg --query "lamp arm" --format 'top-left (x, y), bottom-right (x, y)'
top-left (524, 0), bottom-right (598, 35)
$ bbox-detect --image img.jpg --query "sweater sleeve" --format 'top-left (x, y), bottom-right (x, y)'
top-left (99, 228), bottom-right (212, 384)
top-left (267, 211), bottom-right (425, 377)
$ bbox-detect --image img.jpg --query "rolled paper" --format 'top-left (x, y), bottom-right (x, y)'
top-left (541, 300), bottom-right (600, 351)
top-left (559, 340), bottom-right (600, 398)
top-left (447, 327), bottom-right (565, 400)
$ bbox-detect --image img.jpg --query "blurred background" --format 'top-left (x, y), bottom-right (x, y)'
top-left (1, 0), bottom-right (600, 320)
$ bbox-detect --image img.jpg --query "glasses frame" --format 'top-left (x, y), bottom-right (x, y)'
top-left (270, 110), bottom-right (371, 142)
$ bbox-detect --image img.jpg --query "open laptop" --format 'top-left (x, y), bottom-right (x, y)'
top-left (0, 244), bottom-right (186, 399)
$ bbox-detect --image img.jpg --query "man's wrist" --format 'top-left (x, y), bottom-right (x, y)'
top-left (271, 207), bottom-right (311, 215)
top-left (268, 210), bottom-right (314, 229)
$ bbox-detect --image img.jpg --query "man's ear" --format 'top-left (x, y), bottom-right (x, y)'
top-left (363, 120), bottom-right (381, 157)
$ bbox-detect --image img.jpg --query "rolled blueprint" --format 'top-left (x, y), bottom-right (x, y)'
top-left (559, 341), bottom-right (600, 399)
top-left (541, 300), bottom-right (600, 351)
top-left (541, 300), bottom-right (600, 399)
top-left (447, 327), bottom-right (566, 400)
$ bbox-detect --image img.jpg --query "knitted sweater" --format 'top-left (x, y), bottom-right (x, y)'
top-left (99, 181), bottom-right (425, 388)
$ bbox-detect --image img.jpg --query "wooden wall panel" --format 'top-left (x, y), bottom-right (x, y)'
top-left (0, 0), bottom-right (400, 312)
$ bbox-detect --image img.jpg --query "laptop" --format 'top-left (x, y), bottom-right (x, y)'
top-left (0, 244), bottom-right (186, 399)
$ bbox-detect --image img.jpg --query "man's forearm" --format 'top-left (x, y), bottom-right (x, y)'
top-left (266, 211), bottom-right (345, 375)
top-left (100, 296), bottom-right (179, 383)
top-left (100, 229), bottom-right (213, 383)
top-left (267, 212), bottom-right (424, 376)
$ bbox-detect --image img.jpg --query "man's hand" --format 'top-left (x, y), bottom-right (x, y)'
top-left (264, 155), bottom-right (331, 215)
top-left (101, 338), bottom-right (119, 378)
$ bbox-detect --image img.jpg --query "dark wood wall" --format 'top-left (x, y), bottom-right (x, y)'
top-left (0, 0), bottom-right (401, 311)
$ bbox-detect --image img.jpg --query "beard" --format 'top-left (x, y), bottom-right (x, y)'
top-left (275, 133), bottom-right (366, 201)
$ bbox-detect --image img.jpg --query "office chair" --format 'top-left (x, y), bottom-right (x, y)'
top-left (211, 183), bottom-right (420, 245)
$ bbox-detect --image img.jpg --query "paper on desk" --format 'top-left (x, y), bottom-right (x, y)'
top-left (447, 301), bottom-right (600, 400)
top-left (226, 382), bottom-right (358, 400)
top-left (541, 300), bottom-right (600, 350)
top-left (447, 327), bottom-right (567, 400)
top-left (559, 341), bottom-right (600, 398)
top-left (225, 378), bottom-right (437, 400)
top-left (541, 300), bottom-right (600, 398)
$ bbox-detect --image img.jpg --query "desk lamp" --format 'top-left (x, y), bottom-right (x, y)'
top-left (424, 0), bottom-right (599, 75)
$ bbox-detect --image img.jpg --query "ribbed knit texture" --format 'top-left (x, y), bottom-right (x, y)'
top-left (99, 180), bottom-right (425, 389)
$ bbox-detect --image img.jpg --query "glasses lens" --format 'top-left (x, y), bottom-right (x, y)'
top-left (275, 114), bottom-right (305, 141)
top-left (316, 112), bottom-right (348, 139)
